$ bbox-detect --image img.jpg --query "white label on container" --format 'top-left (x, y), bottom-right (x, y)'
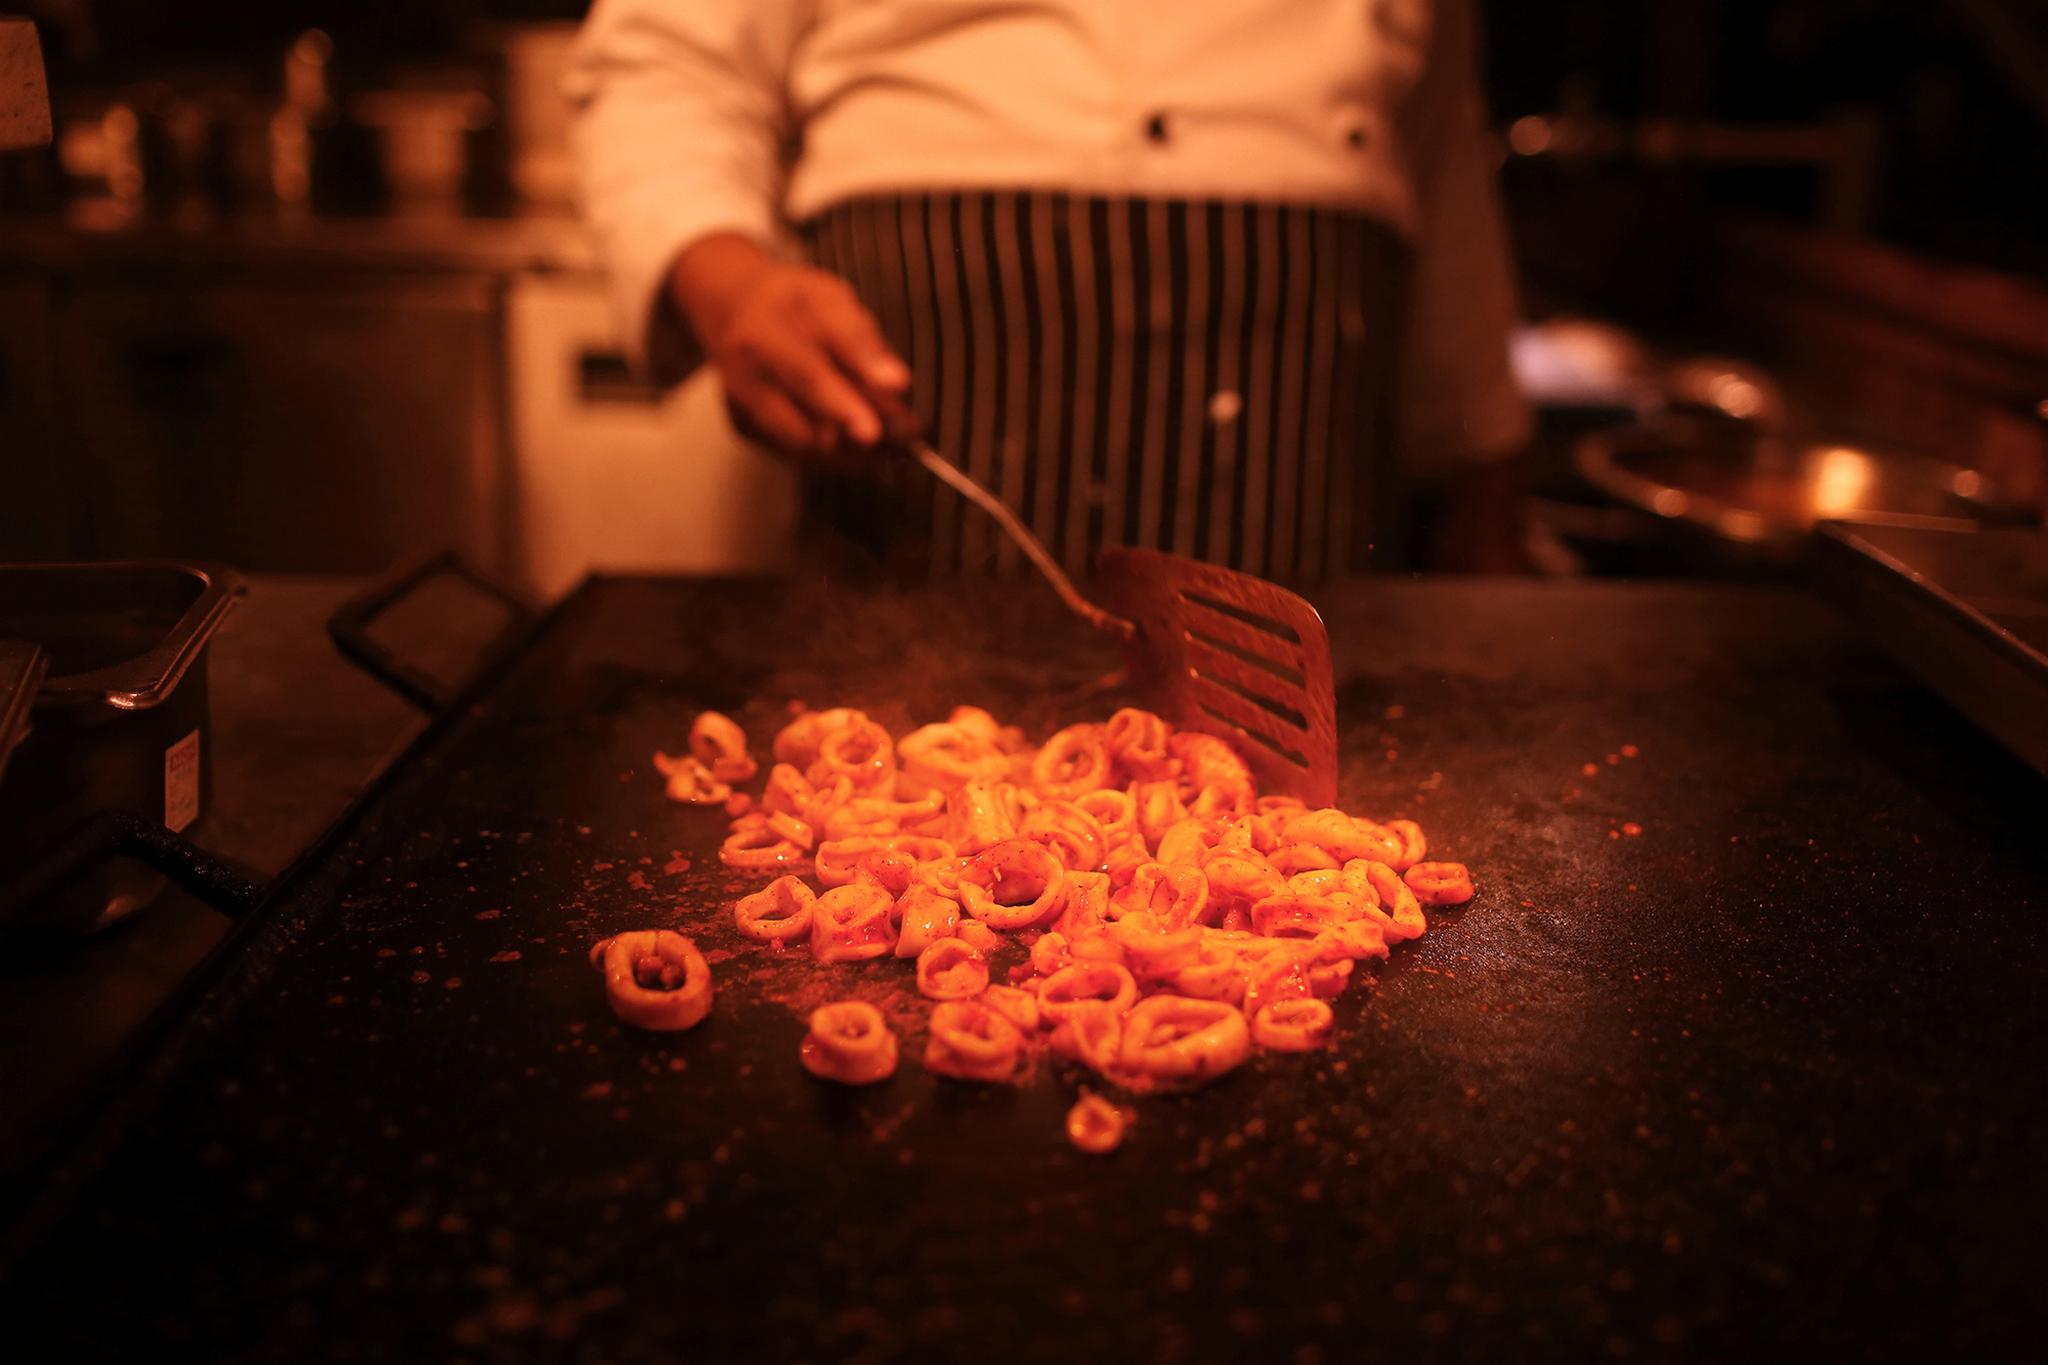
top-left (165, 728), bottom-right (201, 833)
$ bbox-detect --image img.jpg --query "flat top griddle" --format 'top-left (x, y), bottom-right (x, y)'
top-left (4, 577), bottom-right (2044, 1362)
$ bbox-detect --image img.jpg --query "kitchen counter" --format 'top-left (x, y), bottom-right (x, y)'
top-left (0, 200), bottom-right (600, 276)
top-left (3, 576), bottom-right (2043, 1359)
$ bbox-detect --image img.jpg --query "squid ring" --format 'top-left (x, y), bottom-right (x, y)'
top-left (653, 751), bottom-right (731, 805)
top-left (799, 1000), bottom-right (899, 1084)
top-left (924, 1000), bottom-right (1024, 1082)
top-left (733, 875), bottom-right (816, 945)
top-left (1116, 994), bottom-right (1250, 1087)
top-left (1250, 891), bottom-right (1353, 940)
top-left (981, 984), bottom-right (1043, 1033)
top-left (894, 885), bottom-right (961, 959)
top-left (1066, 1092), bottom-right (1130, 1153)
top-left (1385, 818), bottom-right (1428, 872)
top-left (810, 882), bottom-right (896, 963)
top-left (810, 718), bottom-right (896, 791)
top-left (957, 838), bottom-right (1066, 931)
top-left (1029, 930), bottom-right (1071, 978)
top-left (720, 823), bottom-right (805, 871)
top-left (689, 710), bottom-right (757, 784)
top-left (1251, 998), bottom-right (1334, 1052)
top-left (1122, 861), bottom-right (1210, 928)
top-left (1354, 859), bottom-right (1427, 941)
top-left (1029, 724), bottom-right (1114, 798)
top-left (1104, 707), bottom-right (1174, 781)
top-left (1038, 961), bottom-right (1138, 1023)
top-left (915, 937), bottom-right (989, 1000)
top-left (1047, 999), bottom-right (1124, 1074)
top-left (595, 930), bottom-right (712, 1031)
top-left (1404, 860), bottom-right (1475, 906)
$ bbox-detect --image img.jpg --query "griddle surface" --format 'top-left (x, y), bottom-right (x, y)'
top-left (5, 578), bottom-right (2043, 1361)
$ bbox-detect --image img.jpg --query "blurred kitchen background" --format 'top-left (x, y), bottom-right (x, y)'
top-left (1, 0), bottom-right (2043, 590)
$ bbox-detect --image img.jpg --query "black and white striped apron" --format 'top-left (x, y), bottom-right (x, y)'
top-left (802, 192), bottom-right (1411, 586)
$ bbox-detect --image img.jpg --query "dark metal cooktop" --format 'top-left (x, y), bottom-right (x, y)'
top-left (2, 576), bottom-right (2042, 1361)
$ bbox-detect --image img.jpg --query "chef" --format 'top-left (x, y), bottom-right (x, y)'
top-left (567, 0), bottom-right (1529, 582)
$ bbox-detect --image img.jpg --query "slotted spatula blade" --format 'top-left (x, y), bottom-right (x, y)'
top-left (1095, 547), bottom-right (1338, 808)
top-left (905, 439), bottom-right (1339, 805)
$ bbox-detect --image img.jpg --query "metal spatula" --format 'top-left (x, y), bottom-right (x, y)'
top-left (908, 441), bottom-right (1338, 806)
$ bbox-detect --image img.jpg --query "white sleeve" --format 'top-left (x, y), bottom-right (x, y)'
top-left (1394, 0), bottom-right (1532, 473)
top-left (564, 0), bottom-right (813, 381)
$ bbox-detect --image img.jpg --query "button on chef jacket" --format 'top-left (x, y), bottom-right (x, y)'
top-left (568, 0), bottom-right (1530, 583)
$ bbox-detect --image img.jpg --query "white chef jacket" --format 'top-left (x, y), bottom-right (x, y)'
top-left (566, 0), bottom-right (1530, 469)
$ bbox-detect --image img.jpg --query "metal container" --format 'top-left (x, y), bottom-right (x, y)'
top-left (0, 561), bottom-right (242, 932)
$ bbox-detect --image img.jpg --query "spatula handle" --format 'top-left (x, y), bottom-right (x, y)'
top-left (905, 441), bottom-right (1136, 640)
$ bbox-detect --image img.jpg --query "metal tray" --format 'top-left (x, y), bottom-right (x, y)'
top-left (1815, 520), bottom-right (2048, 775)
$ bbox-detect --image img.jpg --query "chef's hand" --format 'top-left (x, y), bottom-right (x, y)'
top-left (670, 232), bottom-right (916, 466)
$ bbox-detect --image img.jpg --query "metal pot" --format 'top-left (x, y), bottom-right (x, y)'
top-left (0, 561), bottom-right (242, 933)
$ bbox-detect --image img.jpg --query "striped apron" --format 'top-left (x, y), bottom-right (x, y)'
top-left (802, 192), bottom-right (1411, 586)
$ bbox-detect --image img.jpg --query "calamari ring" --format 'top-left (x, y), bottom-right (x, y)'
top-left (1385, 818), bottom-right (1428, 872)
top-left (924, 1000), bottom-right (1024, 1082)
top-left (1018, 799), bottom-right (1108, 873)
top-left (915, 937), bottom-right (988, 1001)
top-left (761, 762), bottom-right (818, 818)
top-left (1104, 707), bottom-right (1175, 781)
top-left (893, 884), bottom-right (961, 958)
top-left (1169, 732), bottom-right (1251, 800)
top-left (1241, 945), bottom-right (1317, 1019)
top-left (1312, 919), bottom-right (1392, 964)
top-left (810, 882), bottom-right (896, 963)
top-left (1155, 818), bottom-right (1224, 867)
top-left (596, 930), bottom-right (711, 1031)
top-left (1038, 961), bottom-right (1138, 1023)
top-left (1103, 836), bottom-right (1152, 890)
top-left (1219, 812), bottom-right (1280, 855)
top-left (946, 781), bottom-right (1016, 855)
top-left (957, 838), bottom-right (1066, 931)
top-left (1074, 787), bottom-right (1138, 842)
top-left (982, 984), bottom-right (1042, 1033)
top-left (898, 721), bottom-right (1010, 790)
top-left (1202, 856), bottom-right (1274, 903)
top-left (1051, 869), bottom-right (1112, 938)
top-left (1121, 861), bottom-right (1210, 928)
top-left (1307, 958), bottom-right (1355, 997)
top-left (1404, 860), bottom-right (1475, 906)
top-left (1251, 998), bottom-right (1334, 1052)
top-left (1353, 859), bottom-right (1427, 941)
top-left (1283, 808), bottom-right (1402, 864)
top-left (733, 875), bottom-right (816, 945)
top-left (1250, 891), bottom-right (1354, 940)
top-left (1268, 842), bottom-right (1342, 876)
top-left (1284, 868), bottom-right (1347, 898)
top-left (1187, 781), bottom-right (1252, 820)
top-left (771, 706), bottom-right (865, 768)
top-left (689, 710), bottom-right (758, 784)
top-left (849, 846), bottom-right (920, 897)
top-left (807, 717), bottom-right (895, 792)
top-left (1104, 913), bottom-right (1203, 979)
top-left (1129, 779), bottom-right (1188, 848)
top-left (1163, 940), bottom-right (1247, 1003)
top-left (955, 918), bottom-right (1001, 955)
top-left (1030, 723), bottom-right (1114, 799)
top-left (1047, 1000), bottom-right (1124, 1073)
top-left (1066, 1092), bottom-right (1130, 1153)
top-left (720, 823), bottom-right (806, 871)
top-left (824, 792), bottom-right (947, 841)
top-left (1117, 994), bottom-right (1251, 1087)
top-left (800, 1000), bottom-right (899, 1084)
top-left (815, 836), bottom-right (890, 887)
top-left (947, 706), bottom-right (1002, 745)
top-left (653, 751), bottom-right (730, 805)
top-left (1029, 931), bottom-right (1071, 978)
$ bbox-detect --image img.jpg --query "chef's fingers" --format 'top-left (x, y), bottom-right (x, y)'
top-left (801, 279), bottom-right (911, 396)
top-left (725, 379), bottom-right (832, 459)
top-left (751, 330), bottom-right (884, 447)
